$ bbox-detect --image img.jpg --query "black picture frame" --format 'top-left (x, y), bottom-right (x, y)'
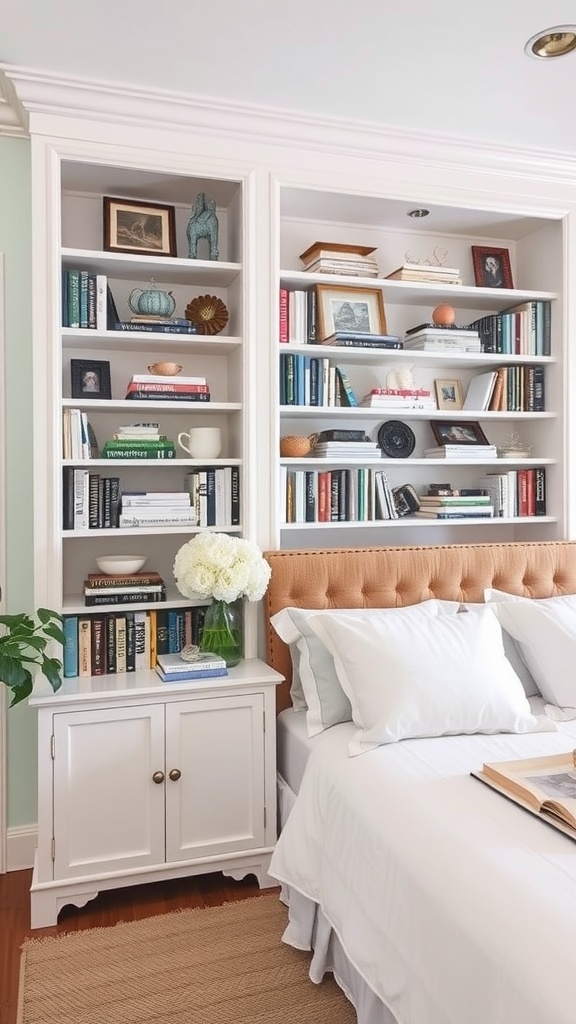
top-left (103, 196), bottom-right (177, 257)
top-left (71, 359), bottom-right (112, 400)
top-left (431, 420), bottom-right (490, 446)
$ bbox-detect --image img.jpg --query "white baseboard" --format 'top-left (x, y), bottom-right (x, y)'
top-left (6, 825), bottom-right (37, 871)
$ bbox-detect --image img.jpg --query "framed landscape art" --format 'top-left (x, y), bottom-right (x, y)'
top-left (103, 197), bottom-right (177, 257)
top-left (431, 420), bottom-right (490, 446)
top-left (316, 284), bottom-right (387, 341)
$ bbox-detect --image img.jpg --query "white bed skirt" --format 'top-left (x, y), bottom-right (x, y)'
top-left (277, 775), bottom-right (396, 1024)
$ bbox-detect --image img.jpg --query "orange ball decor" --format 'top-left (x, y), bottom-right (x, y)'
top-left (432, 303), bottom-right (456, 326)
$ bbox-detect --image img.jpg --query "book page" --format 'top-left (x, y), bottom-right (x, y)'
top-left (482, 753), bottom-right (576, 829)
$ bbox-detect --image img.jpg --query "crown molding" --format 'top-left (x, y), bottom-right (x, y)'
top-left (0, 71), bottom-right (26, 137)
top-left (2, 62), bottom-right (576, 180)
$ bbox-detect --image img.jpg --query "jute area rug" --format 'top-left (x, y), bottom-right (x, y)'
top-left (17, 892), bottom-right (356, 1024)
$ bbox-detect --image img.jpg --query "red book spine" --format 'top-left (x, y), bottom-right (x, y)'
top-left (318, 472), bottom-right (330, 522)
top-left (279, 288), bottom-right (289, 343)
top-left (526, 469), bottom-right (536, 516)
top-left (125, 381), bottom-right (209, 393)
top-left (517, 469), bottom-right (529, 516)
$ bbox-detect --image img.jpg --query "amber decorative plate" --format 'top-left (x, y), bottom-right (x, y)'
top-left (185, 295), bottom-right (229, 335)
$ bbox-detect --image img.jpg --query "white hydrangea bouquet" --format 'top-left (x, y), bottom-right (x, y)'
top-left (173, 533), bottom-right (272, 666)
top-left (173, 531), bottom-right (271, 603)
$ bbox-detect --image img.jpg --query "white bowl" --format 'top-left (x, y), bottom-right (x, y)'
top-left (95, 555), bottom-right (147, 576)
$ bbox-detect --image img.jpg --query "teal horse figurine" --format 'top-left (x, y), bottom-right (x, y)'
top-left (186, 192), bottom-right (219, 260)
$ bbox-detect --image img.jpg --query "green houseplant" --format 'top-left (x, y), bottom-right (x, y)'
top-left (0, 608), bottom-right (64, 707)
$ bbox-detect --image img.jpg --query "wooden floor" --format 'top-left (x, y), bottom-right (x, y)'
top-left (1, 867), bottom-right (277, 1024)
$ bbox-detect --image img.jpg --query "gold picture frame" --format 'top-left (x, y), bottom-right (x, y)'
top-left (316, 284), bottom-right (387, 340)
top-left (434, 378), bottom-right (463, 411)
top-left (103, 197), bottom-right (177, 257)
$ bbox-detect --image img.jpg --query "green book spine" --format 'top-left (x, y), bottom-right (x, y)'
top-left (102, 447), bottom-right (175, 459)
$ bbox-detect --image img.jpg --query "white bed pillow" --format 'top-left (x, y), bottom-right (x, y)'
top-left (484, 589), bottom-right (576, 709)
top-left (307, 605), bottom-right (555, 756)
top-left (270, 601), bottom-right (447, 737)
top-left (437, 600), bottom-right (540, 698)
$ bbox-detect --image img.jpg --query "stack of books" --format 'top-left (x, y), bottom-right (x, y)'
top-left (114, 316), bottom-right (199, 334)
top-left (155, 651), bottom-right (228, 682)
top-left (423, 444), bottom-right (498, 460)
top-left (403, 324), bottom-right (481, 352)
top-left (385, 263), bottom-right (462, 285)
top-left (119, 491), bottom-right (196, 528)
top-left (415, 486), bottom-right (494, 519)
top-left (102, 435), bottom-right (176, 460)
top-left (125, 373), bottom-right (211, 403)
top-left (310, 439), bottom-right (381, 460)
top-left (299, 241), bottom-right (379, 277)
top-left (84, 570), bottom-right (167, 607)
top-left (360, 387), bottom-right (436, 410)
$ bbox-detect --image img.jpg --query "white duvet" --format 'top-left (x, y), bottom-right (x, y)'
top-left (269, 709), bottom-right (576, 1024)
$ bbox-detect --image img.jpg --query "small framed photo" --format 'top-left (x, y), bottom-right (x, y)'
top-left (434, 378), bottom-right (463, 411)
top-left (431, 419), bottom-right (490, 446)
top-left (71, 359), bottom-right (112, 400)
top-left (471, 246), bottom-right (513, 289)
top-left (103, 197), bottom-right (177, 257)
top-left (316, 284), bottom-right (387, 340)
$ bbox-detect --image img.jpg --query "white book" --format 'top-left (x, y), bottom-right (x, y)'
top-left (95, 274), bottom-right (107, 332)
top-left (73, 468), bottom-right (89, 529)
top-left (130, 373), bottom-right (207, 385)
top-left (157, 652), bottom-right (226, 673)
top-left (463, 371), bottom-right (499, 411)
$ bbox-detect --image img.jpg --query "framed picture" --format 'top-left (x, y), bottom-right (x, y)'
top-left (71, 359), bottom-right (112, 400)
top-left (431, 419), bottom-right (490, 446)
top-left (103, 197), bottom-right (177, 257)
top-left (316, 284), bottom-right (387, 340)
top-left (471, 246), bottom-right (513, 289)
top-left (434, 378), bottom-right (463, 411)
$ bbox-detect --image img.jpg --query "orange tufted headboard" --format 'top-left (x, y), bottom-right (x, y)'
top-left (264, 541), bottom-right (576, 712)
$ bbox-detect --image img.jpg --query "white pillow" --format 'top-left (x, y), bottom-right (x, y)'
top-left (437, 600), bottom-right (540, 698)
top-left (308, 605), bottom-right (555, 756)
top-left (484, 589), bottom-right (576, 708)
top-left (270, 602), bottom-right (447, 737)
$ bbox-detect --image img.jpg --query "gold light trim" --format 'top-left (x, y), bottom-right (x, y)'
top-left (525, 25), bottom-right (576, 59)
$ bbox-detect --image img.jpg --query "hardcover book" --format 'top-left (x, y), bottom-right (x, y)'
top-left (472, 751), bottom-right (576, 840)
top-left (320, 331), bottom-right (403, 348)
top-left (156, 652), bottom-right (227, 674)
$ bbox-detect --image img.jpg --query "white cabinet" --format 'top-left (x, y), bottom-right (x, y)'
top-left (30, 660), bottom-right (282, 928)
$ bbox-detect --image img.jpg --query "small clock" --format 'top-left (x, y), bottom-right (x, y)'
top-left (377, 420), bottom-right (416, 459)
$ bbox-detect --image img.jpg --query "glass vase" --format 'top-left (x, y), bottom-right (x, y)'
top-left (200, 599), bottom-right (243, 667)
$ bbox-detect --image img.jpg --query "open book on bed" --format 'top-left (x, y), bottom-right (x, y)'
top-left (472, 751), bottom-right (576, 839)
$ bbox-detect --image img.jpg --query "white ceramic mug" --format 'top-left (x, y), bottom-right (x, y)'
top-left (177, 426), bottom-right (222, 459)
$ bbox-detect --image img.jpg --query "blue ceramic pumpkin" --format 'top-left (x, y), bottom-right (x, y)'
top-left (129, 281), bottom-right (176, 317)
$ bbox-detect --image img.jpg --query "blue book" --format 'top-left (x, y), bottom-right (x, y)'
top-left (156, 667), bottom-right (229, 682)
top-left (63, 615), bottom-right (78, 677)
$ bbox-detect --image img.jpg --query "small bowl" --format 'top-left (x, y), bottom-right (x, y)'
top-left (147, 362), bottom-right (183, 376)
top-left (280, 435), bottom-right (313, 457)
top-left (96, 555), bottom-right (147, 576)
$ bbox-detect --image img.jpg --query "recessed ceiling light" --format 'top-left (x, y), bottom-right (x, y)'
top-left (407, 208), bottom-right (430, 218)
top-left (525, 25), bottom-right (576, 59)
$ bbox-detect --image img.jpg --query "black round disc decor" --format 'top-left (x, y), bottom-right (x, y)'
top-left (377, 420), bottom-right (416, 458)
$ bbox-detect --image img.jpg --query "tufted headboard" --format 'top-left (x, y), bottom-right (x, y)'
top-left (264, 541), bottom-right (576, 712)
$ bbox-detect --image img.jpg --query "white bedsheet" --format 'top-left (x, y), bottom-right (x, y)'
top-left (270, 709), bottom-right (576, 1024)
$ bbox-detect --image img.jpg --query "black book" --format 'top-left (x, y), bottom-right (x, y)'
top-left (106, 614), bottom-right (117, 674)
top-left (125, 612), bottom-right (136, 672)
top-left (305, 470), bottom-right (316, 522)
top-left (535, 468), bottom-right (547, 515)
top-left (63, 466), bottom-right (75, 530)
top-left (85, 591), bottom-right (165, 607)
top-left (320, 332), bottom-right (403, 348)
top-left (155, 609), bottom-right (169, 655)
top-left (230, 466), bottom-right (240, 525)
top-left (316, 429), bottom-right (367, 443)
top-left (107, 285), bottom-right (120, 329)
top-left (90, 616), bottom-right (107, 675)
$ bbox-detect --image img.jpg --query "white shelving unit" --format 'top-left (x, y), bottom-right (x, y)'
top-left (275, 185), bottom-right (564, 547)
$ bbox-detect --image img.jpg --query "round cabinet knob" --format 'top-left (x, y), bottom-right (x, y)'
top-left (152, 770), bottom-right (165, 784)
top-left (168, 768), bottom-right (182, 782)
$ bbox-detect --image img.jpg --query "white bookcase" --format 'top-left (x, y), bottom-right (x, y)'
top-left (275, 185), bottom-right (564, 548)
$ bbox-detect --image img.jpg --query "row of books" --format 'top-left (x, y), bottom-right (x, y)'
top-left (477, 469), bottom-right (547, 517)
top-left (62, 473), bottom-right (201, 530)
top-left (280, 353), bottom-right (358, 407)
top-left (468, 300), bottom-right (551, 356)
top-left (61, 271), bottom-right (199, 335)
top-left (62, 604), bottom-right (208, 678)
top-left (283, 467), bottom-right (404, 523)
top-left (184, 466), bottom-right (241, 527)
top-left (467, 366), bottom-right (545, 413)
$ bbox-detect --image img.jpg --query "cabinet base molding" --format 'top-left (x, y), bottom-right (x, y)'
top-left (30, 847), bottom-right (276, 928)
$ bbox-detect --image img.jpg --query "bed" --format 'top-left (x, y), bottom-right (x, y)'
top-left (263, 542), bottom-right (576, 1024)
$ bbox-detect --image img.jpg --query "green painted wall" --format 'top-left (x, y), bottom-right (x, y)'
top-left (0, 136), bottom-right (37, 828)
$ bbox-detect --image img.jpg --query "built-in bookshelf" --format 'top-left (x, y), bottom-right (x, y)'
top-left (275, 186), bottom-right (563, 546)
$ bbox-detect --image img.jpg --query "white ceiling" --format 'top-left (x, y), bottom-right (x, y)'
top-left (3, 0), bottom-right (576, 157)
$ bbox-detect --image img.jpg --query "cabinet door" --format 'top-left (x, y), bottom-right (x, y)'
top-left (52, 704), bottom-right (165, 879)
top-left (165, 693), bottom-right (265, 862)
